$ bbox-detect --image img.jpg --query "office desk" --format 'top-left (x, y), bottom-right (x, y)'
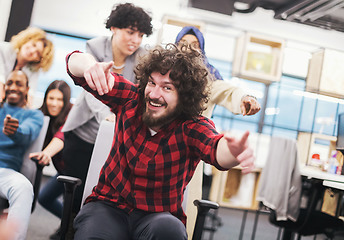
top-left (301, 166), bottom-right (344, 220)
top-left (300, 166), bottom-right (344, 183)
top-left (323, 181), bottom-right (344, 190)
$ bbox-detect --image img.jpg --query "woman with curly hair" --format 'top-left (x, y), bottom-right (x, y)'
top-left (0, 27), bottom-right (54, 103)
top-left (61, 2), bottom-right (153, 226)
top-left (65, 43), bottom-right (255, 240)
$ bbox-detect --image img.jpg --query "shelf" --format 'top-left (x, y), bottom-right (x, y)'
top-left (306, 48), bottom-right (344, 99)
top-left (297, 132), bottom-right (341, 167)
top-left (210, 168), bottom-right (261, 210)
top-left (232, 32), bottom-right (285, 84)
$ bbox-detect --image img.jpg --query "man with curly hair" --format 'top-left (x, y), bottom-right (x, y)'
top-left (65, 44), bottom-right (255, 240)
top-left (60, 3), bottom-right (153, 231)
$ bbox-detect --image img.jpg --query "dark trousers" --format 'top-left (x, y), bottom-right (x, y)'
top-left (38, 173), bottom-right (64, 218)
top-left (74, 201), bottom-right (187, 240)
top-left (62, 131), bottom-right (94, 213)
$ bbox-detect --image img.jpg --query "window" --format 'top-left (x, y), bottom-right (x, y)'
top-left (33, 31), bottom-right (88, 108)
top-left (208, 58), bottom-right (344, 139)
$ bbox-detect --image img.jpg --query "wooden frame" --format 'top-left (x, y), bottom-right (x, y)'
top-left (232, 32), bottom-right (285, 84)
top-left (306, 48), bottom-right (344, 98)
top-left (156, 15), bottom-right (205, 45)
top-left (297, 132), bottom-right (339, 167)
top-left (210, 167), bottom-right (261, 210)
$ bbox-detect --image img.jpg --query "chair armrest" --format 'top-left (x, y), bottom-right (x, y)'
top-left (57, 175), bottom-right (82, 240)
top-left (192, 200), bottom-right (219, 240)
top-left (193, 199), bottom-right (219, 210)
top-left (29, 157), bottom-right (47, 212)
top-left (57, 175), bottom-right (82, 186)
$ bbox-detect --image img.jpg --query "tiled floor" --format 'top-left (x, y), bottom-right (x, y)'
top-left (26, 176), bottom-right (343, 240)
top-left (27, 202), bottom-right (336, 240)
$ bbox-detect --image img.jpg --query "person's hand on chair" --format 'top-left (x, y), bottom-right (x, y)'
top-left (29, 151), bottom-right (51, 166)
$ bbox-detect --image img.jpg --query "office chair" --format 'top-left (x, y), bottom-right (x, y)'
top-left (256, 136), bottom-right (344, 240)
top-left (57, 120), bottom-right (219, 240)
top-left (0, 116), bottom-right (50, 213)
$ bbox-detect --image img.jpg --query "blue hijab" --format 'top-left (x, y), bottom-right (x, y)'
top-left (175, 26), bottom-right (223, 80)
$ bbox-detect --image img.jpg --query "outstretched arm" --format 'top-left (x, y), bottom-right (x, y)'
top-left (67, 52), bottom-right (114, 95)
top-left (2, 114), bottom-right (19, 136)
top-left (3, 111), bottom-right (43, 144)
top-left (29, 137), bottom-right (64, 166)
top-left (206, 80), bottom-right (261, 117)
top-left (216, 131), bottom-right (255, 174)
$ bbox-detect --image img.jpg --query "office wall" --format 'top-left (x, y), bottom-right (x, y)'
top-left (26, 0), bottom-right (344, 138)
top-left (30, 0), bottom-right (344, 50)
top-left (31, 0), bottom-right (183, 44)
top-left (30, 0), bottom-right (344, 79)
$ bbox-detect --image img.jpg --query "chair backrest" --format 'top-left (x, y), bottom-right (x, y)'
top-left (81, 120), bottom-right (115, 206)
top-left (20, 116), bottom-right (50, 183)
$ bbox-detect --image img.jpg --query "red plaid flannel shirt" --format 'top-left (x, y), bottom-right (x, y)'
top-left (67, 53), bottom-right (225, 224)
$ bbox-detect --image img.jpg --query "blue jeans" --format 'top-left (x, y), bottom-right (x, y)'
top-left (38, 173), bottom-right (64, 218)
top-left (74, 201), bottom-right (188, 240)
top-left (0, 168), bottom-right (34, 240)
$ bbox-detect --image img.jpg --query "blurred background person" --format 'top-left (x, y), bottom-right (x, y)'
top-left (0, 27), bottom-right (54, 104)
top-left (29, 80), bottom-right (72, 239)
top-left (0, 70), bottom-right (44, 240)
top-left (175, 26), bottom-right (260, 118)
top-left (175, 26), bottom-right (261, 233)
top-left (61, 3), bottom-right (153, 236)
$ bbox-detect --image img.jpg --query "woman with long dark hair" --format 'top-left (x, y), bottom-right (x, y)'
top-left (29, 80), bottom-right (72, 238)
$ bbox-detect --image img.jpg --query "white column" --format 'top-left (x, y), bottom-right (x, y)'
top-left (0, 0), bottom-right (13, 41)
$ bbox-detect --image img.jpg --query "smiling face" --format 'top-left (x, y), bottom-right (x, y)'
top-left (18, 39), bottom-right (44, 63)
top-left (46, 89), bottom-right (64, 117)
top-left (5, 71), bottom-right (29, 107)
top-left (111, 27), bottom-right (144, 57)
top-left (143, 71), bottom-right (180, 131)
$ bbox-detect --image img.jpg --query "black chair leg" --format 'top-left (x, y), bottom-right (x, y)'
top-left (239, 210), bottom-right (248, 240)
top-left (282, 229), bottom-right (294, 240)
top-left (208, 208), bottom-right (220, 240)
top-left (251, 208), bottom-right (261, 240)
top-left (277, 228), bottom-right (282, 240)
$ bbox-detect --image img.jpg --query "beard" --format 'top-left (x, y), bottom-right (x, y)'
top-left (142, 97), bottom-right (181, 129)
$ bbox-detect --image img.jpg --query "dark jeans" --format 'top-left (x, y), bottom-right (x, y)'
top-left (38, 173), bottom-right (64, 218)
top-left (74, 201), bottom-right (187, 240)
top-left (62, 131), bottom-right (94, 214)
